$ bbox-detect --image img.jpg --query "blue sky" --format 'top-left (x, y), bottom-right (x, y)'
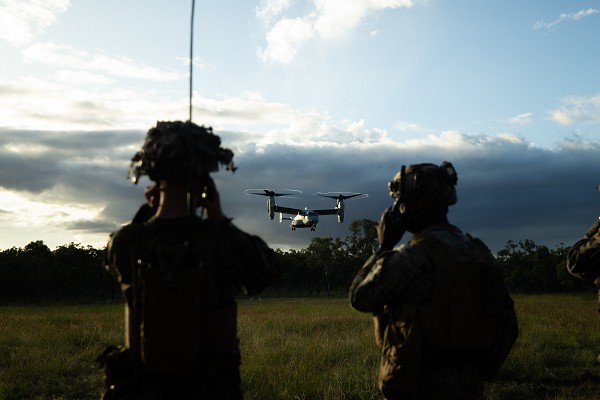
top-left (1, 0), bottom-right (600, 253)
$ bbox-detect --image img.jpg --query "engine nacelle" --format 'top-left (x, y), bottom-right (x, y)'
top-left (337, 199), bottom-right (345, 223)
top-left (268, 196), bottom-right (275, 220)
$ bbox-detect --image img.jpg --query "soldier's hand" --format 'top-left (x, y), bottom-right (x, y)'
top-left (584, 217), bottom-right (600, 239)
top-left (144, 184), bottom-right (160, 211)
top-left (199, 176), bottom-right (227, 222)
top-left (377, 205), bottom-right (406, 251)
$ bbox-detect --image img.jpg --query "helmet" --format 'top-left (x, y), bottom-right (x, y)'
top-left (388, 161), bottom-right (458, 214)
top-left (128, 121), bottom-right (236, 184)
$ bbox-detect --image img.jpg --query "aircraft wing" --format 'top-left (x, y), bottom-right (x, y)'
top-left (313, 208), bottom-right (338, 215)
top-left (274, 205), bottom-right (303, 215)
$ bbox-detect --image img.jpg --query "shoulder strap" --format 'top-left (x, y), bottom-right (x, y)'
top-left (409, 231), bottom-right (497, 349)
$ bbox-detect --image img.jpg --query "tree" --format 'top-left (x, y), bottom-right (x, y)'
top-left (496, 239), bottom-right (582, 293)
top-left (0, 241), bottom-right (117, 304)
top-left (345, 219), bottom-right (378, 262)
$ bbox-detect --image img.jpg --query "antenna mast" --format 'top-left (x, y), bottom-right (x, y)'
top-left (189, 0), bottom-right (196, 121)
top-left (187, 0), bottom-right (197, 219)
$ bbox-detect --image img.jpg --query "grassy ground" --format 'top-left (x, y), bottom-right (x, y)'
top-left (0, 294), bottom-right (599, 399)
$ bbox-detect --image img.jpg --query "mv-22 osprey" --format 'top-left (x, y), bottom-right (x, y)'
top-left (244, 189), bottom-right (368, 231)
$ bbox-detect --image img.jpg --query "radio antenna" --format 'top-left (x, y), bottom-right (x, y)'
top-left (187, 0), bottom-right (197, 220)
top-left (189, 0), bottom-right (196, 121)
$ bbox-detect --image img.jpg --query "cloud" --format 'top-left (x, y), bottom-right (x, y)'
top-left (1, 73), bottom-right (342, 133)
top-left (0, 75), bottom-right (187, 130)
top-left (534, 8), bottom-right (599, 31)
top-left (256, 0), bottom-right (292, 24)
top-left (549, 93), bottom-right (600, 125)
top-left (197, 131), bottom-right (600, 252)
top-left (507, 112), bottom-right (533, 126)
top-left (175, 55), bottom-right (216, 74)
top-left (53, 70), bottom-right (114, 86)
top-left (0, 39), bottom-right (191, 131)
top-left (393, 120), bottom-right (423, 132)
top-left (22, 42), bottom-right (184, 82)
top-left (0, 0), bottom-right (69, 46)
top-left (257, 17), bottom-right (315, 64)
top-left (2, 124), bottom-right (600, 254)
top-left (257, 0), bottom-right (414, 64)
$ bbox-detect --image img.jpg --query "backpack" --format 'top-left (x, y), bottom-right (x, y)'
top-left (130, 220), bottom-right (238, 375)
top-left (376, 230), bottom-right (518, 399)
top-left (415, 232), bottom-right (518, 381)
top-left (375, 303), bottom-right (422, 400)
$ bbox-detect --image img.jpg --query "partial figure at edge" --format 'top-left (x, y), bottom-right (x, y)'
top-left (566, 203), bottom-right (600, 363)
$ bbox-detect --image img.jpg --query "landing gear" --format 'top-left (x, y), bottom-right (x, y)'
top-left (310, 227), bottom-right (315, 231)
top-left (291, 227), bottom-right (296, 231)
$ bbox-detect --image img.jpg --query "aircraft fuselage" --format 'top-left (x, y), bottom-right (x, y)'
top-left (289, 210), bottom-right (319, 231)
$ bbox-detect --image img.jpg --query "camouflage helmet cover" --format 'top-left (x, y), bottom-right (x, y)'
top-left (388, 161), bottom-right (458, 214)
top-left (128, 121), bottom-right (236, 184)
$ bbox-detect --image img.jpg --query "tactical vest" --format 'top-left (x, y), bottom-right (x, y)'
top-left (376, 230), bottom-right (516, 399)
top-left (126, 219), bottom-right (238, 375)
top-left (410, 232), bottom-right (497, 350)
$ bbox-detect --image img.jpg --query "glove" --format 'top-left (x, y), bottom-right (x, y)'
top-left (377, 205), bottom-right (406, 251)
top-left (584, 217), bottom-right (600, 239)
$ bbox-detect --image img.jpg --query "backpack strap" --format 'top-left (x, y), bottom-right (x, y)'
top-left (127, 219), bottom-right (238, 374)
top-left (408, 232), bottom-right (497, 349)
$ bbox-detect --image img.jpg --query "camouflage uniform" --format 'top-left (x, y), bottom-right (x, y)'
top-left (99, 121), bottom-right (280, 400)
top-left (350, 223), bottom-right (488, 400)
top-left (104, 214), bottom-right (279, 400)
top-left (567, 218), bottom-right (600, 306)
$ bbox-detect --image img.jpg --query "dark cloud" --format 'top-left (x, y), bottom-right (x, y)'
top-left (0, 127), bottom-right (142, 194)
top-left (2, 128), bottom-right (599, 253)
top-left (0, 127), bottom-right (143, 155)
top-left (216, 136), bottom-right (600, 252)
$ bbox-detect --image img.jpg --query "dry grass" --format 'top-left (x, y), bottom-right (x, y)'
top-left (1, 295), bottom-right (600, 399)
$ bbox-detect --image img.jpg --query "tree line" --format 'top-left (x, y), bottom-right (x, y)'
top-left (0, 219), bottom-right (591, 304)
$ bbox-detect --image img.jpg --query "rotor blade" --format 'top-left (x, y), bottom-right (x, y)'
top-left (244, 189), bottom-right (302, 197)
top-left (313, 192), bottom-right (369, 200)
top-left (339, 193), bottom-right (368, 200)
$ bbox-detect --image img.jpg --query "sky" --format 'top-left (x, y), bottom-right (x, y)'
top-left (1, 0), bottom-right (600, 254)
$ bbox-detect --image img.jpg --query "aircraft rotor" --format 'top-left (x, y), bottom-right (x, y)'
top-left (244, 189), bottom-right (302, 198)
top-left (313, 192), bottom-right (369, 201)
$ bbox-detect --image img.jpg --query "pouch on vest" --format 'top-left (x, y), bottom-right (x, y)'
top-left (411, 232), bottom-right (518, 381)
top-left (96, 345), bottom-right (144, 400)
top-left (376, 304), bottom-right (422, 400)
top-left (140, 267), bottom-right (204, 374)
top-left (132, 223), bottom-right (238, 375)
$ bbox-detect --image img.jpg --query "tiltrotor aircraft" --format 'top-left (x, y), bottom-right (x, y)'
top-left (244, 189), bottom-right (368, 231)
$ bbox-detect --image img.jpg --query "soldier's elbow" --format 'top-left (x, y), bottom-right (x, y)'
top-left (350, 292), bottom-right (373, 313)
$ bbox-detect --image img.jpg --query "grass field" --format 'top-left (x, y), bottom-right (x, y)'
top-left (1, 294), bottom-right (600, 399)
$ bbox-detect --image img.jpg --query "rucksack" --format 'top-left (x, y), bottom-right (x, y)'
top-left (130, 220), bottom-right (237, 375)
top-left (415, 232), bottom-right (518, 381)
top-left (375, 230), bottom-right (518, 399)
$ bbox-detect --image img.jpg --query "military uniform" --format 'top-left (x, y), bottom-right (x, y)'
top-left (98, 121), bottom-right (279, 400)
top-left (567, 218), bottom-right (600, 291)
top-left (350, 223), bottom-right (493, 400)
top-left (104, 215), bottom-right (279, 400)
top-left (351, 161), bottom-right (516, 400)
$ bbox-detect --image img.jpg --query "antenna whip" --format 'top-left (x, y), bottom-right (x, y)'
top-left (189, 0), bottom-right (195, 122)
